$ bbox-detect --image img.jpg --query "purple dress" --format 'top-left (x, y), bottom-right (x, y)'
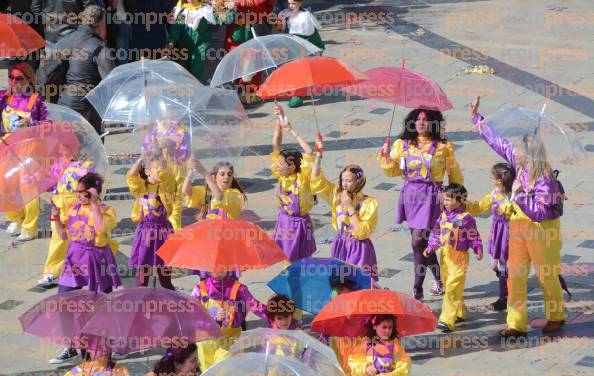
top-left (488, 190), bottom-right (510, 262)
top-left (129, 193), bottom-right (173, 270)
top-left (59, 203), bottom-right (121, 292)
top-left (331, 195), bottom-right (378, 281)
top-left (273, 181), bottom-right (316, 262)
top-left (0, 91), bottom-right (49, 135)
top-left (367, 340), bottom-right (396, 373)
top-left (395, 140), bottom-right (442, 229)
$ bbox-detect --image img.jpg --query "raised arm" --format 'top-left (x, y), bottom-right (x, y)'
top-left (190, 158), bottom-right (224, 201)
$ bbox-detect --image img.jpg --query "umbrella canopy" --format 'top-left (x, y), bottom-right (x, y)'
top-left (0, 123), bottom-right (80, 211)
top-left (230, 328), bottom-right (344, 376)
top-left (267, 257), bottom-right (372, 314)
top-left (343, 65), bottom-right (453, 112)
top-left (19, 290), bottom-right (104, 349)
top-left (201, 352), bottom-right (316, 376)
top-left (476, 106), bottom-right (587, 165)
top-left (0, 13), bottom-right (46, 58)
top-left (311, 289), bottom-right (437, 338)
top-left (210, 34), bottom-right (322, 87)
top-left (80, 287), bottom-right (221, 354)
top-left (256, 56), bottom-right (367, 99)
top-left (156, 219), bottom-right (287, 273)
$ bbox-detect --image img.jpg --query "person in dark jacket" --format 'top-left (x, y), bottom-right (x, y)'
top-left (31, 0), bottom-right (99, 46)
top-left (55, 5), bottom-right (114, 137)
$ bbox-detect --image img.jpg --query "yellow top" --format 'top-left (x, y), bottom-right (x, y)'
top-left (348, 339), bottom-right (412, 376)
top-left (186, 186), bottom-right (245, 219)
top-left (466, 190), bottom-right (514, 220)
top-left (380, 137), bottom-right (464, 184)
top-left (61, 203), bottom-right (117, 249)
top-left (65, 360), bottom-right (129, 376)
top-left (271, 151), bottom-right (316, 215)
top-left (52, 192), bottom-right (78, 213)
top-left (127, 170), bottom-right (177, 223)
top-left (310, 173), bottom-right (378, 240)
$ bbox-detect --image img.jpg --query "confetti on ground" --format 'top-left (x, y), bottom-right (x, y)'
top-left (463, 65), bottom-right (495, 75)
top-left (414, 28), bottom-right (426, 36)
top-left (347, 37), bottom-right (362, 45)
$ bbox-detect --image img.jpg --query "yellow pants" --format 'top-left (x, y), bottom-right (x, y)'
top-left (5, 198), bottom-right (39, 236)
top-left (43, 221), bottom-right (69, 276)
top-left (439, 248), bottom-right (469, 330)
top-left (197, 327), bottom-right (241, 371)
top-left (507, 215), bottom-right (565, 332)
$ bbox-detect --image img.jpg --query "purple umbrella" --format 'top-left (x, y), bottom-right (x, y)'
top-left (19, 290), bottom-right (105, 349)
top-left (80, 287), bottom-right (221, 354)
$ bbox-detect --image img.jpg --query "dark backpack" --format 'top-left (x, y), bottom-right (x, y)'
top-left (552, 169), bottom-right (566, 216)
top-left (36, 50), bottom-right (69, 104)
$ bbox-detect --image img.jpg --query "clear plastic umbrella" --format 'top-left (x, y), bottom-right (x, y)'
top-left (477, 105), bottom-right (587, 165)
top-left (229, 328), bottom-right (344, 376)
top-left (46, 104), bottom-right (109, 184)
top-left (201, 353), bottom-right (317, 376)
top-left (85, 59), bottom-right (200, 127)
top-left (210, 34), bottom-right (322, 87)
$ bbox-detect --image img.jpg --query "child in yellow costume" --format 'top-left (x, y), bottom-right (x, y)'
top-left (424, 183), bottom-right (483, 332)
top-left (348, 314), bottom-right (411, 376)
top-left (192, 272), bottom-right (267, 370)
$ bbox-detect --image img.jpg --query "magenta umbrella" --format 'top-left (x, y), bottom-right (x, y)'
top-left (343, 60), bottom-right (453, 154)
top-left (79, 287), bottom-right (222, 354)
top-left (19, 290), bottom-right (105, 349)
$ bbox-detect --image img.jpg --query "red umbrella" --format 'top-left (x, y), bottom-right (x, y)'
top-left (0, 123), bottom-right (81, 212)
top-left (156, 219), bottom-right (287, 273)
top-left (311, 289), bottom-right (437, 337)
top-left (0, 13), bottom-right (46, 58)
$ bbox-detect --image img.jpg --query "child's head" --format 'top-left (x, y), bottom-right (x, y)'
top-left (139, 157), bottom-right (162, 185)
top-left (367, 314), bottom-right (398, 341)
top-left (199, 161), bottom-right (247, 219)
top-left (339, 165), bottom-right (366, 194)
top-left (276, 148), bottom-right (302, 176)
top-left (491, 162), bottom-right (516, 194)
top-left (76, 172), bottom-right (104, 204)
top-left (288, 0), bottom-right (304, 11)
top-left (329, 276), bottom-right (357, 295)
top-left (153, 344), bottom-right (199, 376)
top-left (442, 183), bottom-right (467, 211)
top-left (266, 295), bottom-right (295, 330)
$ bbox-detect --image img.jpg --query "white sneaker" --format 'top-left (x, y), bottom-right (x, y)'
top-left (16, 232), bottom-right (35, 242)
top-left (6, 222), bottom-right (21, 236)
top-left (37, 275), bottom-right (57, 287)
top-left (49, 348), bottom-right (80, 364)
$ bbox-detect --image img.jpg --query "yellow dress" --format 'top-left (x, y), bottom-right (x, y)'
top-left (186, 186), bottom-right (244, 219)
top-left (348, 339), bottom-right (411, 376)
top-left (127, 170), bottom-right (177, 224)
top-left (270, 151), bottom-right (316, 215)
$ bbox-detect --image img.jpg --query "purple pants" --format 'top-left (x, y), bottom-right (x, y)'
top-left (411, 228), bottom-right (440, 296)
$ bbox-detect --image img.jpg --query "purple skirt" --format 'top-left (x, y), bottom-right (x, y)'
top-left (396, 180), bottom-right (442, 229)
top-left (59, 241), bottom-right (121, 292)
top-left (331, 233), bottom-right (378, 281)
top-left (273, 211), bottom-right (316, 262)
top-left (129, 219), bottom-right (173, 269)
top-left (489, 216), bottom-right (509, 261)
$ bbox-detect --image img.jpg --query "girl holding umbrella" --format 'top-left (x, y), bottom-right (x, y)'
top-left (380, 109), bottom-right (464, 301)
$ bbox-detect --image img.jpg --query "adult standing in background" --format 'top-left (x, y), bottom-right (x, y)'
top-left (128, 0), bottom-right (177, 60)
top-left (31, 0), bottom-right (98, 48)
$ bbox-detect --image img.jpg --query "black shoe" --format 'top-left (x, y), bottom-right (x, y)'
top-left (413, 288), bottom-right (423, 302)
top-left (542, 320), bottom-right (565, 334)
top-left (455, 317), bottom-right (466, 323)
top-left (49, 348), bottom-right (79, 364)
top-left (490, 300), bottom-right (507, 311)
top-left (436, 321), bottom-right (451, 333)
top-left (499, 328), bottom-right (527, 339)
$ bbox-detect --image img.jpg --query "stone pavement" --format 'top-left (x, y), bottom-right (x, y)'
top-left (1, 0), bottom-right (594, 374)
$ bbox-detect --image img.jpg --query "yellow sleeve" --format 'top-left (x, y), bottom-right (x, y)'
top-left (126, 173), bottom-right (146, 197)
top-left (500, 197), bottom-right (515, 220)
top-left (351, 196), bottom-right (379, 240)
top-left (60, 204), bottom-right (75, 225)
top-left (52, 192), bottom-right (77, 212)
top-left (466, 193), bottom-right (492, 216)
top-left (157, 170), bottom-right (177, 215)
top-left (271, 151), bottom-right (281, 180)
top-left (380, 139), bottom-right (403, 177)
top-left (95, 205), bottom-right (117, 247)
top-left (386, 341), bottom-right (412, 376)
top-left (211, 189), bottom-right (245, 219)
top-left (444, 142), bottom-right (464, 184)
top-left (186, 186), bottom-right (206, 208)
top-left (309, 172), bottom-right (336, 205)
top-left (299, 154), bottom-right (315, 179)
top-left (348, 355), bottom-right (369, 376)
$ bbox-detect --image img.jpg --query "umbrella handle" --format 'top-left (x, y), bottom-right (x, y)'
top-left (315, 132), bottom-right (324, 155)
top-left (380, 136), bottom-right (391, 158)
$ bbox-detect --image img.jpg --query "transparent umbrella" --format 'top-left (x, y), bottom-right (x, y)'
top-left (477, 105), bottom-right (587, 166)
top-left (201, 353), bottom-right (317, 376)
top-left (210, 34), bottom-right (322, 87)
top-left (85, 59), bottom-right (200, 127)
top-left (229, 328), bottom-right (344, 376)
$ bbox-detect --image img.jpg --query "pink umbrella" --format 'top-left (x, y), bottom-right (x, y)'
top-left (343, 59), bottom-right (453, 154)
top-left (80, 287), bottom-right (222, 354)
top-left (19, 290), bottom-right (105, 349)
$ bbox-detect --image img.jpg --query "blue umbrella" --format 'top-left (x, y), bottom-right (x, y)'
top-left (267, 257), bottom-right (372, 314)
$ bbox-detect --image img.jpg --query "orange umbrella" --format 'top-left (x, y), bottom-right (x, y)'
top-left (0, 13), bottom-right (46, 58)
top-left (156, 219), bottom-right (287, 273)
top-left (0, 123), bottom-right (80, 212)
top-left (311, 289), bottom-right (437, 337)
top-left (257, 56), bottom-right (367, 99)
